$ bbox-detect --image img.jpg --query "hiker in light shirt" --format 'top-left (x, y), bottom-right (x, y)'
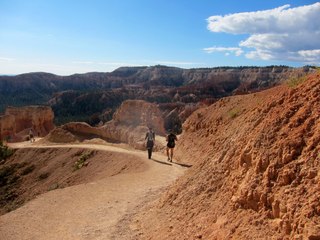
top-left (145, 127), bottom-right (155, 159)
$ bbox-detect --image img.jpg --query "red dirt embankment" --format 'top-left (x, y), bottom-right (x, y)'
top-left (137, 72), bottom-right (320, 239)
top-left (0, 146), bottom-right (147, 215)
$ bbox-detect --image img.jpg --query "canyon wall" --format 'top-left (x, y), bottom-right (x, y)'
top-left (0, 106), bottom-right (54, 141)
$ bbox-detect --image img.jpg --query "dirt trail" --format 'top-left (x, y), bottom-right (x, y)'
top-left (0, 141), bottom-right (186, 240)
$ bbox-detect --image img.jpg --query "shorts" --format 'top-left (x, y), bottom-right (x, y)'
top-left (167, 142), bottom-right (175, 148)
top-left (147, 140), bottom-right (154, 149)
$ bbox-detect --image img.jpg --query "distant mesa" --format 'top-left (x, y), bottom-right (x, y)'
top-left (0, 65), bottom-right (316, 129)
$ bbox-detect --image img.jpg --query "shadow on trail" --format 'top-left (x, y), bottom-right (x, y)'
top-left (172, 161), bottom-right (193, 168)
top-left (152, 159), bottom-right (172, 166)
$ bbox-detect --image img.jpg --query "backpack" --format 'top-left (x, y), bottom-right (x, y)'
top-left (146, 131), bottom-right (155, 141)
top-left (167, 134), bottom-right (176, 148)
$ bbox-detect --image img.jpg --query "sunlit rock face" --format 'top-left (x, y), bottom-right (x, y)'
top-left (112, 100), bottom-right (165, 135)
top-left (0, 106), bottom-right (54, 141)
top-left (47, 100), bottom-right (165, 151)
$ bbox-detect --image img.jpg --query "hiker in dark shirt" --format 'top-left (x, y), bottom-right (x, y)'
top-left (145, 127), bottom-right (155, 159)
top-left (166, 130), bottom-right (177, 162)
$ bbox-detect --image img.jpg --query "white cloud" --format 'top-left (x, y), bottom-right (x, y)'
top-left (245, 50), bottom-right (275, 61)
top-left (298, 49), bottom-right (320, 58)
top-left (298, 49), bottom-right (320, 63)
top-left (203, 47), bottom-right (243, 56)
top-left (206, 2), bottom-right (320, 64)
top-left (0, 57), bottom-right (14, 62)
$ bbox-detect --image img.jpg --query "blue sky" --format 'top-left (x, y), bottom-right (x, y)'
top-left (0, 0), bottom-right (319, 75)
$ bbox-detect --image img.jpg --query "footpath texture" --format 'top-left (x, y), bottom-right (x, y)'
top-left (0, 142), bottom-right (185, 240)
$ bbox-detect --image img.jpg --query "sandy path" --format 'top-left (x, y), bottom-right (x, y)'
top-left (0, 141), bottom-right (186, 239)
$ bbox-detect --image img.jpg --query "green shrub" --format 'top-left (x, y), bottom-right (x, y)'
top-left (21, 165), bottom-right (35, 175)
top-left (17, 162), bottom-right (28, 169)
top-left (3, 190), bottom-right (18, 201)
top-left (0, 141), bottom-right (14, 162)
top-left (48, 183), bottom-right (59, 191)
top-left (228, 108), bottom-right (240, 119)
top-left (73, 151), bottom-right (94, 170)
top-left (0, 165), bottom-right (16, 186)
top-left (0, 164), bottom-right (20, 186)
top-left (38, 172), bottom-right (50, 180)
top-left (286, 76), bottom-right (307, 88)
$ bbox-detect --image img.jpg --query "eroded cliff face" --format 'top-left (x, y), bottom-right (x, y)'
top-left (113, 100), bottom-right (165, 135)
top-left (0, 66), bottom-right (315, 126)
top-left (0, 115), bottom-right (16, 141)
top-left (137, 72), bottom-right (320, 239)
top-left (0, 106), bottom-right (54, 141)
top-left (46, 100), bottom-right (165, 150)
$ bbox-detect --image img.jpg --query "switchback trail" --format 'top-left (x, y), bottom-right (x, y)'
top-left (0, 141), bottom-right (186, 239)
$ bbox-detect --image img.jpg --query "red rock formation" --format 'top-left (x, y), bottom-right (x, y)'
top-left (137, 72), bottom-right (320, 239)
top-left (0, 106), bottom-right (54, 141)
top-left (5, 106), bottom-right (54, 137)
top-left (113, 100), bottom-right (165, 135)
top-left (0, 114), bottom-right (15, 141)
top-left (46, 100), bottom-right (165, 150)
top-left (45, 127), bottom-right (78, 143)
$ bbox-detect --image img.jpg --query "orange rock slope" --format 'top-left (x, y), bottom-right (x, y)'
top-left (138, 72), bottom-right (320, 239)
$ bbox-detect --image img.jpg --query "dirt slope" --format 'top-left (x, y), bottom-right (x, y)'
top-left (0, 142), bottom-right (147, 214)
top-left (136, 72), bottom-right (320, 239)
top-left (0, 141), bottom-right (186, 239)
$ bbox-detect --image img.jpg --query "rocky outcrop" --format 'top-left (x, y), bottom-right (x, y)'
top-left (44, 127), bottom-right (78, 143)
top-left (137, 72), bottom-right (320, 239)
top-left (0, 115), bottom-right (16, 141)
top-left (0, 106), bottom-right (54, 141)
top-left (46, 100), bottom-right (165, 150)
top-left (163, 109), bottom-right (182, 134)
top-left (113, 100), bottom-right (165, 135)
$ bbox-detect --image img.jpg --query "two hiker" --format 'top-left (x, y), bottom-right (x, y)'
top-left (145, 127), bottom-right (177, 162)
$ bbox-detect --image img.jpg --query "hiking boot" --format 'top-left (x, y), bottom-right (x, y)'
top-left (167, 157), bottom-right (170, 162)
